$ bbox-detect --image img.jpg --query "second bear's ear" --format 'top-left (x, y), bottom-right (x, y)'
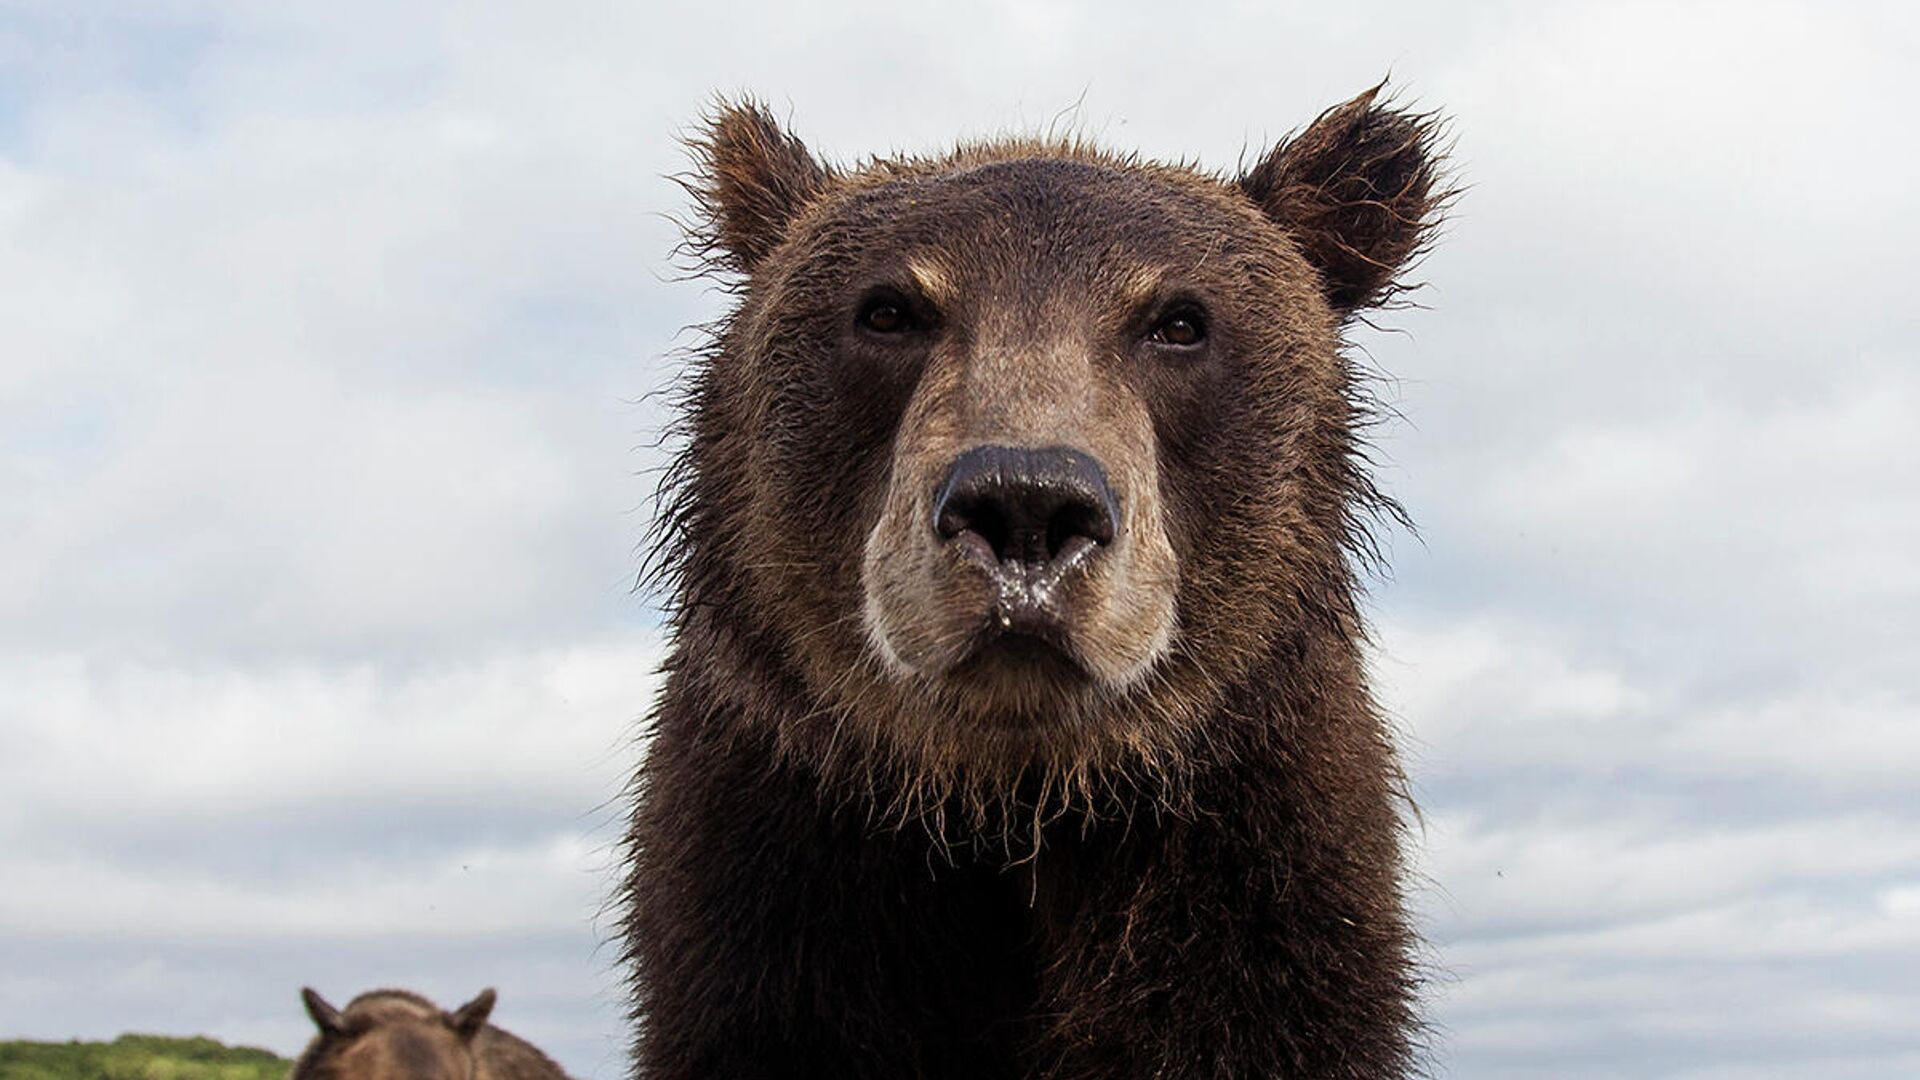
top-left (687, 100), bottom-right (832, 274)
top-left (301, 988), bottom-right (343, 1036)
top-left (1238, 86), bottom-right (1448, 317)
top-left (446, 988), bottom-right (496, 1041)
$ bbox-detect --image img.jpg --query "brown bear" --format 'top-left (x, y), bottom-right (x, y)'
top-left (624, 85), bottom-right (1448, 1079)
top-left (292, 987), bottom-right (573, 1080)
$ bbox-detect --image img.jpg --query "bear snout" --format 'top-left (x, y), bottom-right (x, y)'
top-left (930, 445), bottom-right (1119, 577)
top-left (860, 428), bottom-right (1178, 698)
top-left (930, 446), bottom-right (1121, 655)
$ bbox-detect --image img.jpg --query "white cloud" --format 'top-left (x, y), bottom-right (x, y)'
top-left (0, 834), bottom-right (604, 939)
top-left (1417, 811), bottom-right (1920, 937)
top-left (1487, 358), bottom-right (1920, 613)
top-left (0, 633), bottom-right (658, 828)
top-left (0, 38), bottom-right (681, 661)
top-left (1379, 615), bottom-right (1920, 793)
top-left (1384, 606), bottom-right (1920, 1075)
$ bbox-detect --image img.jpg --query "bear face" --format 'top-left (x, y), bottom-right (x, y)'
top-left (660, 88), bottom-right (1444, 820)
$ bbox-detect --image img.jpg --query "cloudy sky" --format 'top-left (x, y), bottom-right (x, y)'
top-left (2, 2), bottom-right (1915, 1077)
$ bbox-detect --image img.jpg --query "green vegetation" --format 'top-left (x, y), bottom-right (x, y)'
top-left (0, 1035), bottom-right (290, 1080)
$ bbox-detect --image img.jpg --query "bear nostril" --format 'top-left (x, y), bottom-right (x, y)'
top-left (935, 491), bottom-right (1012, 561)
top-left (932, 446), bottom-right (1119, 572)
top-left (1046, 499), bottom-right (1112, 560)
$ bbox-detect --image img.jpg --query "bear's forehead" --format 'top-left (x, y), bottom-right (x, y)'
top-left (813, 155), bottom-right (1259, 273)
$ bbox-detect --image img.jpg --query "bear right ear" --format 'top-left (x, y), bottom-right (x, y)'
top-left (686, 100), bottom-right (832, 275)
top-left (446, 988), bottom-right (497, 1041)
top-left (1238, 85), bottom-right (1449, 317)
top-left (301, 988), bottom-right (343, 1036)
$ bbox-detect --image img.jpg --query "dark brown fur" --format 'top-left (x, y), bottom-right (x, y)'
top-left (626, 86), bottom-right (1450, 1078)
top-left (292, 988), bottom-right (572, 1080)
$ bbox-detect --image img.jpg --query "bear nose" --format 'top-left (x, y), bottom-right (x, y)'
top-left (932, 446), bottom-right (1119, 573)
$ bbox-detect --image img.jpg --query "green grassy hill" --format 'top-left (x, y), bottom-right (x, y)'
top-left (0, 1035), bottom-right (291, 1080)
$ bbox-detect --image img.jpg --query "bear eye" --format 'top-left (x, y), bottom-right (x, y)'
top-left (1149, 308), bottom-right (1208, 348)
top-left (856, 295), bottom-right (915, 335)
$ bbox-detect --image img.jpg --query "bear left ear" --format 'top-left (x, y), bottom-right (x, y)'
top-left (1238, 85), bottom-right (1449, 317)
top-left (301, 988), bottom-right (344, 1036)
top-left (686, 99), bottom-right (833, 275)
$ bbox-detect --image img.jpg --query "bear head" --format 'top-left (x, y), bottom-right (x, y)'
top-left (658, 88), bottom-right (1446, 821)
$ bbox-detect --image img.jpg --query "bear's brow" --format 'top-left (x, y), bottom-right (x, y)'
top-left (906, 258), bottom-right (957, 307)
top-left (1119, 266), bottom-right (1166, 311)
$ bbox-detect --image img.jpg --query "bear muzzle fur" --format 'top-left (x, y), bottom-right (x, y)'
top-left (932, 444), bottom-right (1118, 657)
top-left (859, 340), bottom-right (1181, 710)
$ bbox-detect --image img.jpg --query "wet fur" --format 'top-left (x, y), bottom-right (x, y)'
top-left (627, 87), bottom-right (1450, 1078)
